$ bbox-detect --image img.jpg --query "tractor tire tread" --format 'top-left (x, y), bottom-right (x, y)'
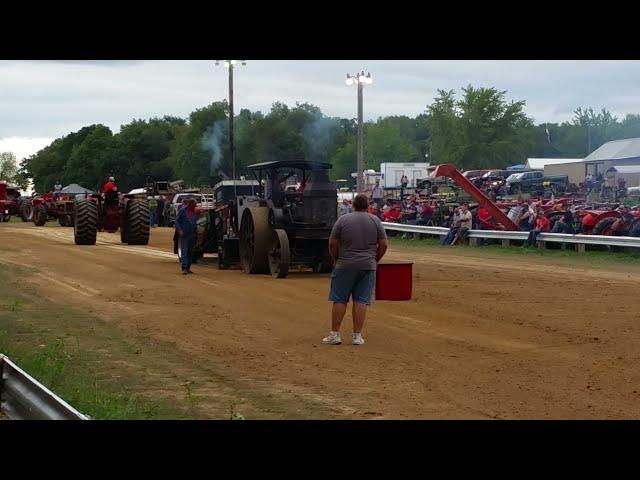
top-left (74, 199), bottom-right (98, 245)
top-left (124, 199), bottom-right (150, 245)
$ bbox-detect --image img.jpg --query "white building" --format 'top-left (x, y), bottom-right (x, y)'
top-left (379, 162), bottom-right (430, 188)
top-left (525, 158), bottom-right (583, 170)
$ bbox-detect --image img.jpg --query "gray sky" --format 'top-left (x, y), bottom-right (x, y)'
top-left (2, 60), bottom-right (640, 160)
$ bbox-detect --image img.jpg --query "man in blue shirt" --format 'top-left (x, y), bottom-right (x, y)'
top-left (175, 199), bottom-right (199, 275)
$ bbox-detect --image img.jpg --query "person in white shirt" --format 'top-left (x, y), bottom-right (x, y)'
top-left (441, 203), bottom-right (472, 245)
top-left (507, 204), bottom-right (523, 224)
top-left (370, 181), bottom-right (384, 209)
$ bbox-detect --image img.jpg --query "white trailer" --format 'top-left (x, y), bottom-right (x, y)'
top-left (379, 162), bottom-right (430, 189)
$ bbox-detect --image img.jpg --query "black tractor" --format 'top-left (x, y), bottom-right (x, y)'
top-left (213, 160), bottom-right (337, 278)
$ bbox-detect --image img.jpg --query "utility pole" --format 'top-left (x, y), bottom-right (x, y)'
top-left (215, 60), bottom-right (246, 183)
top-left (345, 71), bottom-right (372, 193)
top-left (357, 80), bottom-right (364, 193)
top-left (228, 63), bottom-right (235, 181)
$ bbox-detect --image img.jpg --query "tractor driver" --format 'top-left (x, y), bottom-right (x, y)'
top-left (103, 176), bottom-right (119, 207)
top-left (103, 176), bottom-right (118, 194)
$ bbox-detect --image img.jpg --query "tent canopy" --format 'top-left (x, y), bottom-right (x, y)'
top-left (62, 183), bottom-right (94, 195)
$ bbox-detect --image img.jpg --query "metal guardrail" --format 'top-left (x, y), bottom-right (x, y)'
top-left (0, 354), bottom-right (89, 420)
top-left (381, 222), bottom-right (640, 249)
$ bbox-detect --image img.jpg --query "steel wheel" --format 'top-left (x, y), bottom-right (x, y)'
top-left (268, 229), bottom-right (290, 278)
top-left (239, 207), bottom-right (270, 274)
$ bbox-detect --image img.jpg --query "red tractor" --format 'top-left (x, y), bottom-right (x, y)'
top-left (545, 204), bottom-right (640, 237)
top-left (582, 208), bottom-right (640, 237)
top-left (28, 192), bottom-right (76, 227)
top-left (73, 191), bottom-right (150, 245)
top-left (0, 181), bottom-right (18, 222)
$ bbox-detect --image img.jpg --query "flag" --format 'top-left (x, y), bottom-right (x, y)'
top-left (545, 125), bottom-right (551, 144)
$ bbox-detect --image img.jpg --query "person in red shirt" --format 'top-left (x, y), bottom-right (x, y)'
top-left (103, 176), bottom-right (118, 194)
top-left (476, 207), bottom-right (493, 229)
top-left (527, 208), bottom-right (551, 246)
top-left (417, 201), bottom-right (433, 226)
top-left (383, 207), bottom-right (401, 222)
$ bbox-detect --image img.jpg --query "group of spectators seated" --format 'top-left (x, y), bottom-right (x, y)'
top-left (340, 193), bottom-right (600, 248)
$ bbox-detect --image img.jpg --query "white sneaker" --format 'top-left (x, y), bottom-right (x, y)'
top-left (322, 332), bottom-right (342, 345)
top-left (352, 333), bottom-right (365, 346)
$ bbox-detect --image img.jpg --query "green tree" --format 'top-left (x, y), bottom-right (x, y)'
top-left (0, 152), bottom-right (19, 182)
top-left (426, 86), bottom-right (533, 169)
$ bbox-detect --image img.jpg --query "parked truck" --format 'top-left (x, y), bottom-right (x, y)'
top-left (506, 171), bottom-right (568, 195)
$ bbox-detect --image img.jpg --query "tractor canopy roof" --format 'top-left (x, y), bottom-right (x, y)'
top-left (246, 160), bottom-right (332, 171)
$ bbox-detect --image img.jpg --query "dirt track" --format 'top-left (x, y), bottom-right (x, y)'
top-left (2, 223), bottom-right (640, 419)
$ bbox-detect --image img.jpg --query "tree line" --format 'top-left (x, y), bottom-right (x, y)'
top-left (15, 85), bottom-right (640, 194)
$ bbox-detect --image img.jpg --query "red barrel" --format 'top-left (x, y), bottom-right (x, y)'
top-left (375, 262), bottom-right (413, 301)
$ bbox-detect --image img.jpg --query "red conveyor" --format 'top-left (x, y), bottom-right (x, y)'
top-left (431, 164), bottom-right (520, 231)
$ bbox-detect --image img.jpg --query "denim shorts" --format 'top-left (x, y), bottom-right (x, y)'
top-left (328, 268), bottom-right (376, 305)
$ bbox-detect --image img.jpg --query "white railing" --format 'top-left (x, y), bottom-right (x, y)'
top-left (381, 222), bottom-right (640, 249)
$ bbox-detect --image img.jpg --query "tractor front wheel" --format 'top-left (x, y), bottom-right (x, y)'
top-left (74, 199), bottom-right (98, 245)
top-left (58, 214), bottom-right (72, 227)
top-left (268, 229), bottom-right (290, 278)
top-left (123, 199), bottom-right (150, 245)
top-left (628, 219), bottom-right (640, 238)
top-left (19, 201), bottom-right (33, 222)
top-left (593, 216), bottom-right (620, 236)
top-left (33, 204), bottom-right (47, 226)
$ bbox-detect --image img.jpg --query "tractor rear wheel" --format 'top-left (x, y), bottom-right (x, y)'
top-left (74, 199), bottom-right (98, 245)
top-left (33, 204), bottom-right (47, 226)
top-left (239, 207), bottom-right (271, 274)
top-left (593, 216), bottom-right (619, 236)
top-left (19, 201), bottom-right (33, 222)
top-left (123, 199), bottom-right (150, 245)
top-left (268, 229), bottom-right (290, 278)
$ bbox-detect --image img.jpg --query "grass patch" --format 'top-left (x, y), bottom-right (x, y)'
top-left (0, 265), bottom-right (193, 419)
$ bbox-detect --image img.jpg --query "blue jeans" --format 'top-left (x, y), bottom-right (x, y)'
top-left (180, 236), bottom-right (196, 271)
top-left (528, 229), bottom-right (543, 246)
top-left (150, 211), bottom-right (157, 227)
top-left (441, 227), bottom-right (458, 245)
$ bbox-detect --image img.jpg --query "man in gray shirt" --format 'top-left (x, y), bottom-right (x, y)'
top-left (322, 194), bottom-right (388, 346)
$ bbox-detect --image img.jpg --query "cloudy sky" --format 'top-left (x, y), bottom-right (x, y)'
top-left (2, 60), bottom-right (640, 160)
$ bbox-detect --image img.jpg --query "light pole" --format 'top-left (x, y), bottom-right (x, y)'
top-left (345, 71), bottom-right (372, 193)
top-left (215, 60), bottom-right (246, 181)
